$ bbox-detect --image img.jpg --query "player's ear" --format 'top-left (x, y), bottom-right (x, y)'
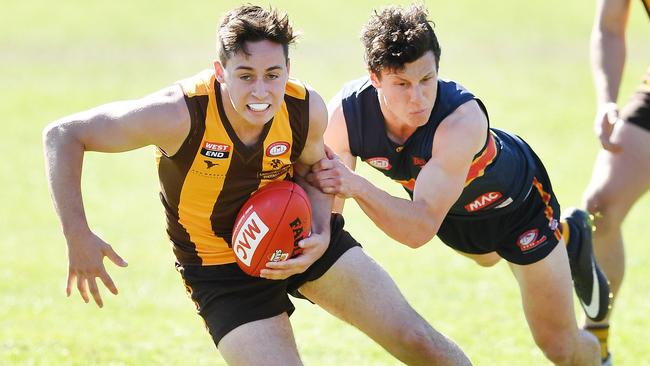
top-left (369, 70), bottom-right (381, 88)
top-left (214, 60), bottom-right (226, 83)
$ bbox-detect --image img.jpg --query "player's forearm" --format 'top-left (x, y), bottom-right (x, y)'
top-left (296, 175), bottom-right (332, 237)
top-left (591, 27), bottom-right (626, 105)
top-left (43, 122), bottom-right (91, 239)
top-left (352, 178), bottom-right (437, 248)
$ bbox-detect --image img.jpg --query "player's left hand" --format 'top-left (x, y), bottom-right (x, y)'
top-left (306, 149), bottom-right (361, 199)
top-left (259, 232), bottom-right (329, 280)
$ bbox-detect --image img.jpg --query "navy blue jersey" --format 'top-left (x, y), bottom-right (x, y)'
top-left (341, 76), bottom-right (537, 218)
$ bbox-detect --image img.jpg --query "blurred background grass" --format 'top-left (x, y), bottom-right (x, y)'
top-left (1, 0), bottom-right (649, 364)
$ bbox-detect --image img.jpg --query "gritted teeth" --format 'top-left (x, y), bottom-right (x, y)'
top-left (247, 103), bottom-right (270, 112)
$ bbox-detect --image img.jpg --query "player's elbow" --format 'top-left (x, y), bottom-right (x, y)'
top-left (402, 227), bottom-right (436, 249)
top-left (43, 121), bottom-right (80, 151)
top-left (42, 122), bottom-right (64, 149)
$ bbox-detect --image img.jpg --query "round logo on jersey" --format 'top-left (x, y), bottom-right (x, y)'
top-left (266, 142), bottom-right (290, 157)
top-left (366, 157), bottom-right (392, 170)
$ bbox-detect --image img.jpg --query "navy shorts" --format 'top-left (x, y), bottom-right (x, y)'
top-left (438, 154), bottom-right (562, 265)
top-left (176, 213), bottom-right (360, 346)
top-left (620, 70), bottom-right (650, 132)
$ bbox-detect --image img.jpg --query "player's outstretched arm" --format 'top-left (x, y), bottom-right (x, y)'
top-left (42, 85), bottom-right (190, 307)
top-left (261, 88), bottom-right (332, 280)
top-left (310, 100), bottom-right (486, 248)
top-left (591, 0), bottom-right (630, 151)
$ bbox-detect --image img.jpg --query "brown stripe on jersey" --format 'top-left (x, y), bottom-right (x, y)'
top-left (210, 148), bottom-right (264, 246)
top-left (157, 94), bottom-right (209, 264)
top-left (286, 89), bottom-right (310, 163)
top-left (209, 81), bottom-right (265, 246)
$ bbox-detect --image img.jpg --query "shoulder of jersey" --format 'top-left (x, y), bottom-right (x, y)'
top-left (177, 69), bottom-right (214, 98)
top-left (285, 78), bottom-right (307, 100)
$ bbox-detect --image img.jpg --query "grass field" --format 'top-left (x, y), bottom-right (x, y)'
top-left (2, 0), bottom-right (649, 364)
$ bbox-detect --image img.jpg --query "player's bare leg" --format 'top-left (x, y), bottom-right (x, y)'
top-left (582, 121), bottom-right (650, 362)
top-left (456, 251), bottom-right (502, 267)
top-left (299, 247), bottom-right (472, 366)
top-left (218, 313), bottom-right (302, 366)
top-left (509, 242), bottom-right (600, 366)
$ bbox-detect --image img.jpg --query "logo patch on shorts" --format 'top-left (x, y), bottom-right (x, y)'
top-left (516, 229), bottom-right (547, 252)
top-left (201, 141), bottom-right (231, 159)
top-left (366, 157), bottom-right (392, 170)
top-left (464, 192), bottom-right (503, 212)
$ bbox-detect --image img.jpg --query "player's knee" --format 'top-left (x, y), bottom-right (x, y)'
top-left (395, 323), bottom-right (460, 364)
top-left (534, 331), bottom-right (575, 364)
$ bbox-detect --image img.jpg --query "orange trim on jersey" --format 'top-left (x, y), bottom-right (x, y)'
top-left (465, 132), bottom-right (497, 186)
top-left (532, 177), bottom-right (562, 241)
top-left (396, 178), bottom-right (416, 191)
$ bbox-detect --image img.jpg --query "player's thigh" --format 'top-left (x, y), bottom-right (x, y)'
top-left (299, 247), bottom-right (430, 345)
top-left (509, 241), bottom-right (578, 341)
top-left (455, 250), bottom-right (501, 267)
top-left (585, 122), bottom-right (650, 218)
top-left (218, 313), bottom-right (302, 366)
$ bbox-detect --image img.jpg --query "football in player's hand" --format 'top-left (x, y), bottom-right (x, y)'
top-left (232, 180), bottom-right (312, 276)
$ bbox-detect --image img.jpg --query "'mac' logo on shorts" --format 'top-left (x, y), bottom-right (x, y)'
top-left (201, 141), bottom-right (231, 159)
top-left (233, 211), bottom-right (269, 266)
top-left (516, 229), bottom-right (547, 252)
top-left (464, 192), bottom-right (503, 212)
top-left (366, 157), bottom-right (392, 170)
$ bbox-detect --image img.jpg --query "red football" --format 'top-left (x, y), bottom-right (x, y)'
top-left (232, 180), bottom-right (312, 276)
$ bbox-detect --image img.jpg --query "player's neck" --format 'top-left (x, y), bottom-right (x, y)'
top-left (379, 103), bottom-right (419, 145)
top-left (220, 86), bottom-right (267, 147)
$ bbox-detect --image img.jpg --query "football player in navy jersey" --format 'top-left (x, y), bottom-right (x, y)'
top-left (308, 4), bottom-right (609, 365)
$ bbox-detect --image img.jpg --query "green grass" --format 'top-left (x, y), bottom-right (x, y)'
top-left (2, 0), bottom-right (649, 364)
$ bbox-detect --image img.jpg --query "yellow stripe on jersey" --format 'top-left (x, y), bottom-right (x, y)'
top-left (177, 86), bottom-right (235, 265)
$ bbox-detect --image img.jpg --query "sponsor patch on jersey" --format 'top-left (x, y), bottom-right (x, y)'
top-left (464, 192), bottom-right (503, 212)
top-left (412, 156), bottom-right (427, 167)
top-left (366, 157), bottom-right (392, 170)
top-left (516, 229), bottom-right (547, 252)
top-left (258, 164), bottom-right (292, 180)
top-left (266, 141), bottom-right (290, 157)
top-left (201, 141), bottom-right (231, 159)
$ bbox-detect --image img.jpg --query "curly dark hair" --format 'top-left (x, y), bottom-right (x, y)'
top-left (217, 5), bottom-right (297, 65)
top-left (361, 4), bottom-right (441, 76)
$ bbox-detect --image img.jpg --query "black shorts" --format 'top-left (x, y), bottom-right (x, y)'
top-left (176, 213), bottom-right (360, 346)
top-left (438, 154), bottom-right (562, 265)
top-left (620, 70), bottom-right (650, 131)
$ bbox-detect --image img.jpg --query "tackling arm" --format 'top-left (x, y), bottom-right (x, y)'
top-left (311, 99), bottom-right (486, 248)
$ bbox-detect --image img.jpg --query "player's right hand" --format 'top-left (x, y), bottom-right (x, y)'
top-left (594, 102), bottom-right (622, 152)
top-left (65, 231), bottom-right (128, 308)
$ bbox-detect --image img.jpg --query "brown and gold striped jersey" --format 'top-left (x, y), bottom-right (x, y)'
top-left (156, 70), bottom-right (310, 265)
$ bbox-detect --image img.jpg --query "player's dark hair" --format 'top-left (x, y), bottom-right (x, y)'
top-left (361, 3), bottom-right (441, 76)
top-left (217, 5), bottom-right (297, 65)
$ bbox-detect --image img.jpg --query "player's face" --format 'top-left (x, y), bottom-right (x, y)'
top-left (371, 51), bottom-right (438, 129)
top-left (215, 40), bottom-right (290, 127)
